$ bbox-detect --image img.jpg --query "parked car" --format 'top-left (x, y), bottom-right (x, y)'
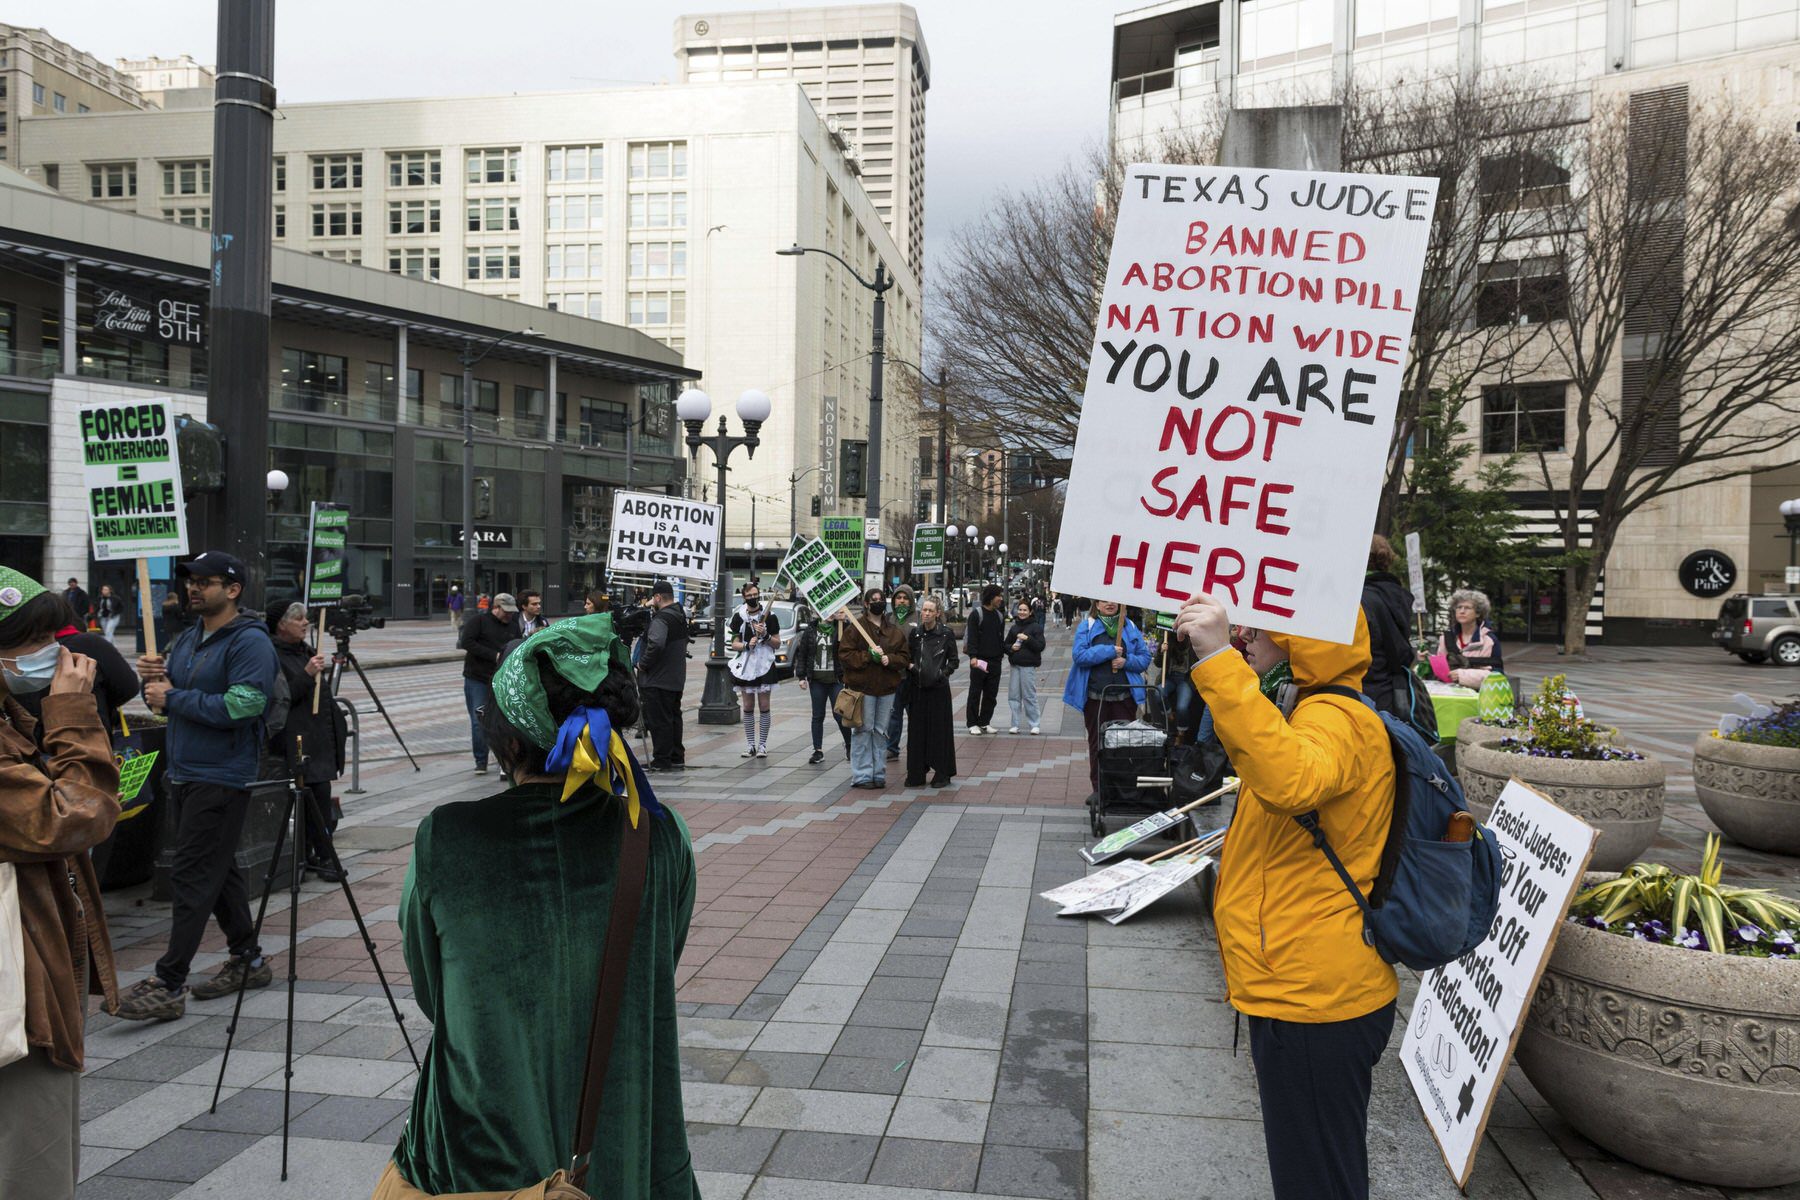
top-left (768, 600), bottom-right (799, 681)
top-left (1713, 594), bottom-right (1800, 665)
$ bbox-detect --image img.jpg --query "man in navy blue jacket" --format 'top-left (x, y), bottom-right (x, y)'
top-left (117, 551), bottom-right (280, 1021)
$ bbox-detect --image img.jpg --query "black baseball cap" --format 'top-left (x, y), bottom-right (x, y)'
top-left (177, 551), bottom-right (247, 584)
top-left (651, 580), bottom-right (675, 598)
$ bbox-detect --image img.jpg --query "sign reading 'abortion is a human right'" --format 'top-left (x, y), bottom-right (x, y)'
top-left (1053, 165), bottom-right (1437, 644)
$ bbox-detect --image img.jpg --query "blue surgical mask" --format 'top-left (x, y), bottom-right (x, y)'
top-left (2, 642), bottom-right (60, 694)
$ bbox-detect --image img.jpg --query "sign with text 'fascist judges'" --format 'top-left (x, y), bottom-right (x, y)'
top-left (1053, 165), bottom-right (1438, 644)
top-left (1403, 780), bottom-right (1596, 1187)
top-left (607, 491), bottom-right (722, 583)
top-left (79, 398), bottom-right (189, 560)
top-left (779, 535), bottom-right (860, 618)
top-left (304, 503), bottom-right (349, 606)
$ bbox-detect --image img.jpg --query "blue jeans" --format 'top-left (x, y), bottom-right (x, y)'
top-left (464, 677), bottom-right (492, 768)
top-left (809, 680), bottom-right (850, 753)
top-left (1007, 665), bottom-right (1041, 728)
top-left (851, 691), bottom-right (896, 783)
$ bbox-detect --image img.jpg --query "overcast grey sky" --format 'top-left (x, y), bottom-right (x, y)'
top-left (10, 0), bottom-right (1113, 287)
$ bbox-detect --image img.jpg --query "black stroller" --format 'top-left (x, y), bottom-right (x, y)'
top-left (1086, 683), bottom-right (1175, 836)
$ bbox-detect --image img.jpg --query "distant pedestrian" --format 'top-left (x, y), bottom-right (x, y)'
top-left (94, 585), bottom-right (123, 639)
top-left (458, 592), bottom-right (518, 775)
top-left (637, 581), bottom-right (690, 772)
top-left (727, 582), bottom-right (781, 757)
top-left (160, 589), bottom-right (187, 645)
top-left (837, 588), bottom-right (909, 788)
top-left (963, 584), bottom-right (1006, 734)
top-left (1063, 598), bottom-right (1151, 793)
top-left (476, 593), bottom-right (491, 614)
top-left (903, 594), bottom-right (958, 787)
top-left (118, 552), bottom-right (278, 1022)
top-left (446, 585), bottom-right (464, 631)
top-left (793, 604), bottom-right (851, 764)
top-left (61, 578), bottom-right (90, 627)
top-left (1004, 598), bottom-right (1046, 734)
top-left (0, 569), bottom-right (121, 1200)
top-left (516, 589), bottom-right (549, 637)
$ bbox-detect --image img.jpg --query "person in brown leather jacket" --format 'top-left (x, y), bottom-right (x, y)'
top-left (0, 568), bottom-right (121, 1200)
top-left (835, 588), bottom-right (910, 789)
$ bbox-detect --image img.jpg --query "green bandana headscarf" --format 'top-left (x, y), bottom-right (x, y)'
top-left (490, 613), bottom-right (633, 748)
top-left (0, 567), bottom-right (46, 628)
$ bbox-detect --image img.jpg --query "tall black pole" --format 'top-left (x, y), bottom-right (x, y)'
top-left (866, 263), bottom-right (888, 525)
top-left (461, 349), bottom-right (475, 597)
top-left (704, 421), bottom-right (735, 723)
top-left (936, 371), bottom-right (948, 525)
top-left (205, 1), bottom-right (276, 583)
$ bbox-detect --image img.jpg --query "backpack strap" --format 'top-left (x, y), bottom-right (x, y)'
top-left (1292, 811), bottom-right (1376, 947)
top-left (1292, 682), bottom-right (1409, 918)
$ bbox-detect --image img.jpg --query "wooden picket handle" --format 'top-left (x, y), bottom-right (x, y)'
top-left (135, 559), bottom-right (159, 658)
top-left (311, 608), bottom-right (327, 715)
top-left (1174, 777), bottom-right (1241, 817)
top-left (1144, 837), bottom-right (1202, 864)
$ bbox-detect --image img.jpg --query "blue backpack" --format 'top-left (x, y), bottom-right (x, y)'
top-left (1293, 685), bottom-right (1502, 971)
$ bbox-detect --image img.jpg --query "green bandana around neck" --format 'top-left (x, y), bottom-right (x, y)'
top-left (1096, 612), bottom-right (1121, 641)
top-left (1258, 659), bottom-right (1294, 701)
top-left (489, 613), bottom-right (632, 748)
top-left (0, 567), bottom-right (47, 627)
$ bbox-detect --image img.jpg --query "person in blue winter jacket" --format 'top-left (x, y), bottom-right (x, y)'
top-left (1062, 598), bottom-right (1152, 792)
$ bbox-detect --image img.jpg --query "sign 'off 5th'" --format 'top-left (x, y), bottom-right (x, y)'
top-left (1055, 164), bottom-right (1436, 644)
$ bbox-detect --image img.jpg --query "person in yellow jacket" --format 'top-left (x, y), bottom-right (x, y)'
top-left (1175, 591), bottom-right (1397, 1200)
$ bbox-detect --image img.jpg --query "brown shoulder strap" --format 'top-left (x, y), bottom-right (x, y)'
top-left (568, 807), bottom-right (651, 1188)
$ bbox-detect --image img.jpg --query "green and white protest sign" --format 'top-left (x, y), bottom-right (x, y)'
top-left (79, 398), bottom-right (188, 562)
top-left (779, 534), bottom-right (860, 618)
top-left (304, 503), bottom-right (350, 606)
top-left (821, 515), bottom-right (866, 574)
top-left (913, 523), bottom-right (946, 575)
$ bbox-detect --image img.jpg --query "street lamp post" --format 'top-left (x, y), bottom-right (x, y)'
top-left (678, 386), bottom-right (773, 724)
top-left (778, 244), bottom-right (893, 524)
top-left (888, 358), bottom-right (949, 525)
top-left (1782, 499), bottom-right (1800, 588)
top-left (789, 464), bottom-right (825, 547)
top-left (461, 327), bottom-right (544, 596)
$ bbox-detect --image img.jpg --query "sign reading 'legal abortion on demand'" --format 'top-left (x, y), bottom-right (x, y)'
top-left (607, 492), bottom-right (722, 583)
top-left (79, 397), bottom-right (189, 561)
top-left (1053, 165), bottom-right (1438, 644)
top-left (1403, 781), bottom-right (1596, 1187)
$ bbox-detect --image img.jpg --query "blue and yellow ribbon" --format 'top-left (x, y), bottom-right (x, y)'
top-left (544, 706), bottom-right (664, 827)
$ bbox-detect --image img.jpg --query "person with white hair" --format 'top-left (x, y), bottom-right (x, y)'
top-left (1432, 588), bottom-right (1503, 689)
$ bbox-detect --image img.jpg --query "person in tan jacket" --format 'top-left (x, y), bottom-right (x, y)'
top-left (1176, 591), bottom-right (1397, 1200)
top-left (0, 568), bottom-right (121, 1200)
top-left (835, 588), bottom-right (910, 789)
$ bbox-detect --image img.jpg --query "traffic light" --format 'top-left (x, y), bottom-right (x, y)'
top-left (474, 476), bottom-right (494, 520)
top-left (810, 495), bottom-right (822, 517)
top-left (841, 439), bottom-right (868, 498)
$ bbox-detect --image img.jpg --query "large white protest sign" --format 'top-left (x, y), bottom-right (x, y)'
top-left (1403, 781), bottom-right (1597, 1187)
top-left (1052, 165), bottom-right (1437, 644)
top-left (79, 398), bottom-right (189, 561)
top-left (607, 492), bottom-right (721, 583)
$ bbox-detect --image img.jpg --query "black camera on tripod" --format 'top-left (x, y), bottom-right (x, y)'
top-left (326, 593), bottom-right (386, 641)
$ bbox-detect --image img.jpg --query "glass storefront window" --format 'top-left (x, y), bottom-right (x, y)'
top-left (265, 420), bottom-right (395, 607)
top-left (414, 435), bottom-right (547, 607)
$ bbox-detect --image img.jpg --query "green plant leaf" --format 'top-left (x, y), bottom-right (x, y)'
top-left (1697, 888), bottom-right (1729, 955)
top-left (1670, 877), bottom-right (1697, 940)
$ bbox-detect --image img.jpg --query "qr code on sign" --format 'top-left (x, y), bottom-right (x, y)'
top-left (95, 544), bottom-right (111, 560)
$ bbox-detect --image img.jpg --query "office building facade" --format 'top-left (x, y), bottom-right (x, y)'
top-left (0, 23), bottom-right (148, 166)
top-left (15, 82), bottom-right (925, 564)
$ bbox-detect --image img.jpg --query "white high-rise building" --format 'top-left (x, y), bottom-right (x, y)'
top-left (17, 84), bottom-right (924, 559)
top-left (676, 4), bottom-right (929, 274)
top-left (115, 55), bottom-right (216, 109)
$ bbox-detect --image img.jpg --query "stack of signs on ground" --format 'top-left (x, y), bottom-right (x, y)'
top-left (778, 535), bottom-right (860, 617)
top-left (912, 524), bottom-right (946, 575)
top-left (607, 491), bottom-right (722, 583)
top-left (1044, 854), bottom-right (1216, 924)
top-left (79, 398), bottom-right (188, 561)
top-left (820, 515), bottom-right (866, 575)
top-left (1051, 164), bottom-right (1437, 643)
top-left (1403, 780), bottom-right (1597, 1186)
top-left (305, 503), bottom-right (349, 606)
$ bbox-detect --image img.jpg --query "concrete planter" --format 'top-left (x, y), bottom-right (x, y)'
top-left (1454, 717), bottom-right (1512, 749)
top-left (1517, 899), bottom-right (1800, 1188)
top-left (1693, 735), bottom-right (1800, 855)
top-left (1457, 739), bottom-right (1665, 871)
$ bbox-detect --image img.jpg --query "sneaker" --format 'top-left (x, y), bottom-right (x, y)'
top-left (189, 955), bottom-right (272, 1001)
top-left (115, 977), bottom-right (187, 1022)
top-left (474, 765), bottom-right (488, 775)
top-left (756, 745), bottom-right (769, 758)
top-left (305, 857), bottom-right (346, 884)
top-left (967, 727), bottom-right (983, 737)
top-left (1030, 727), bottom-right (1041, 735)
top-left (981, 726), bottom-right (995, 735)
top-left (741, 748), bottom-right (757, 758)
top-left (809, 749), bottom-right (825, 764)
top-left (886, 750), bottom-right (900, 761)
top-left (1009, 726), bottom-right (1020, 734)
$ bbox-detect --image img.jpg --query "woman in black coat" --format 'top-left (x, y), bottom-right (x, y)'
top-left (267, 602), bottom-right (349, 881)
top-left (904, 595), bottom-right (959, 788)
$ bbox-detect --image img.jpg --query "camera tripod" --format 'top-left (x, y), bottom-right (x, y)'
top-left (326, 627), bottom-right (419, 772)
top-left (208, 743), bottom-right (420, 1181)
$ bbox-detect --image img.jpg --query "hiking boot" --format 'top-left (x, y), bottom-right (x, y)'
top-left (115, 977), bottom-right (187, 1022)
top-left (189, 955), bottom-right (272, 1001)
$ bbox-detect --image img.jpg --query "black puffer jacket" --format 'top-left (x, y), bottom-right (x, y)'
top-left (1360, 571), bottom-right (1436, 742)
top-left (1004, 619), bottom-right (1046, 668)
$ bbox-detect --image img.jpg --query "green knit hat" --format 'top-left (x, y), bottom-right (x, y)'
top-left (0, 567), bottom-right (46, 627)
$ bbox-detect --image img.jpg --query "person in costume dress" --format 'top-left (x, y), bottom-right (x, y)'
top-left (727, 581), bottom-right (782, 757)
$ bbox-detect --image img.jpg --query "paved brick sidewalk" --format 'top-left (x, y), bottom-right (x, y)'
top-left (74, 629), bottom-right (1800, 1199)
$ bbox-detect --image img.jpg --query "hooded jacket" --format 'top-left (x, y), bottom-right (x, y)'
top-left (161, 611), bottom-right (280, 788)
top-left (1190, 610), bottom-right (1398, 1023)
top-left (1062, 615), bottom-right (1152, 709)
top-left (0, 692), bottom-right (121, 1070)
top-left (637, 603), bottom-right (690, 693)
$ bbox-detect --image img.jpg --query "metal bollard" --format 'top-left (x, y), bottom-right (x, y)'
top-left (335, 696), bottom-right (364, 794)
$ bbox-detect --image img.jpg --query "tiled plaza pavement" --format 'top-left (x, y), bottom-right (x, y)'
top-left (75, 628), bottom-right (1800, 1198)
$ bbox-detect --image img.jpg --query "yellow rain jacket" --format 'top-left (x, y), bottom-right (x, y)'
top-left (1190, 611), bottom-right (1398, 1023)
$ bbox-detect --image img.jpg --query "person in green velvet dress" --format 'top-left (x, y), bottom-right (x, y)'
top-left (381, 615), bottom-right (700, 1198)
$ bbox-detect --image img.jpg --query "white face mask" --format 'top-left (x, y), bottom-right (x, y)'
top-left (1, 642), bottom-right (60, 694)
